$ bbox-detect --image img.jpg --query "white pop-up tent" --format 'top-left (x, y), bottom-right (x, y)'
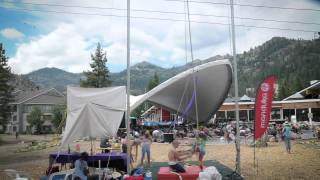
top-left (61, 86), bottom-right (126, 147)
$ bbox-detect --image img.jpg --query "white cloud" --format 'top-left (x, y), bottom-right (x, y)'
top-left (7, 0), bottom-right (320, 74)
top-left (0, 28), bottom-right (24, 39)
top-left (9, 24), bottom-right (91, 74)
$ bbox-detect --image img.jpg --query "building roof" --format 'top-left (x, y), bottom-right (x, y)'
top-left (283, 80), bottom-right (320, 101)
top-left (12, 88), bottom-right (65, 104)
top-left (141, 106), bottom-right (156, 117)
top-left (224, 95), bottom-right (254, 103)
top-left (240, 95), bottom-right (253, 102)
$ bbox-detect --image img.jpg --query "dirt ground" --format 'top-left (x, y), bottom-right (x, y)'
top-left (0, 134), bottom-right (319, 180)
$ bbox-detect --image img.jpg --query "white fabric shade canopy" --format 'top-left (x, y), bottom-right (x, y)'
top-left (61, 60), bottom-right (232, 147)
top-left (61, 86), bottom-right (126, 147)
top-left (130, 59), bottom-right (233, 123)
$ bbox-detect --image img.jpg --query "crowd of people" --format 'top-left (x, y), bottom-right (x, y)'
top-left (67, 119), bottom-right (318, 179)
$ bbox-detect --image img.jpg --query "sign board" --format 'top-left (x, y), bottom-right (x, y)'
top-left (254, 76), bottom-right (277, 139)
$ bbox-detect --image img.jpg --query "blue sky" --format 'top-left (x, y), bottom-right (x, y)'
top-left (0, 7), bottom-right (38, 55)
top-left (1, 0), bottom-right (319, 74)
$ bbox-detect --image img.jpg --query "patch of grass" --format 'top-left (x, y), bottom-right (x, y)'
top-left (296, 139), bottom-right (320, 149)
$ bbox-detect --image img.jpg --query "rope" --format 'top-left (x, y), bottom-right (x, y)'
top-left (172, 0), bottom-right (190, 130)
top-left (186, 0), bottom-right (200, 131)
top-left (175, 76), bottom-right (191, 125)
top-left (184, 0), bottom-right (188, 65)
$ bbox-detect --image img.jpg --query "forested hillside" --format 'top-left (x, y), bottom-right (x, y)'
top-left (20, 37), bottom-right (320, 99)
top-left (236, 37), bottom-right (320, 99)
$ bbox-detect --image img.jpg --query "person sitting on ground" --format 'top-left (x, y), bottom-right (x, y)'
top-left (100, 137), bottom-right (111, 153)
top-left (74, 152), bottom-right (89, 180)
top-left (168, 140), bottom-right (193, 173)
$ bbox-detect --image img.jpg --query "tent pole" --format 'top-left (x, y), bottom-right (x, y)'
top-left (90, 137), bottom-right (93, 155)
top-left (230, 0), bottom-right (241, 174)
top-left (126, 0), bottom-right (131, 174)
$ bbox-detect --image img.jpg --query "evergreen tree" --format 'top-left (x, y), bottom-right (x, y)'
top-left (132, 72), bottom-right (160, 118)
top-left (0, 43), bottom-right (14, 131)
top-left (51, 105), bottom-right (66, 133)
top-left (27, 107), bottom-right (43, 134)
top-left (80, 43), bottom-right (112, 87)
top-left (147, 72), bottom-right (160, 91)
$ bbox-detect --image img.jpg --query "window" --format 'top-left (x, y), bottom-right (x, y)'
top-left (43, 115), bottom-right (52, 121)
top-left (26, 115), bottom-right (32, 122)
top-left (312, 108), bottom-right (320, 122)
top-left (24, 105), bottom-right (32, 113)
top-left (12, 115), bottom-right (17, 122)
top-left (13, 126), bottom-right (17, 132)
top-left (283, 109), bottom-right (295, 121)
top-left (43, 105), bottom-right (53, 112)
top-left (216, 111), bottom-right (225, 119)
top-left (239, 110), bottom-right (247, 121)
top-left (296, 109), bottom-right (308, 122)
top-left (227, 111), bottom-right (235, 120)
top-left (271, 108), bottom-right (281, 120)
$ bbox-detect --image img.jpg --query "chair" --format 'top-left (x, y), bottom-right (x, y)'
top-left (48, 170), bottom-right (74, 180)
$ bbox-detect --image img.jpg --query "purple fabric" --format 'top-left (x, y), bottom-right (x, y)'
top-left (49, 152), bottom-right (127, 164)
top-left (182, 77), bottom-right (198, 119)
top-left (182, 90), bottom-right (196, 118)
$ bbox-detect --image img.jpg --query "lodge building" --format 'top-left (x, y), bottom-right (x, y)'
top-left (142, 81), bottom-right (320, 125)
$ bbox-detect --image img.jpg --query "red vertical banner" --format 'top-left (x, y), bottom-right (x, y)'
top-left (254, 76), bottom-right (277, 140)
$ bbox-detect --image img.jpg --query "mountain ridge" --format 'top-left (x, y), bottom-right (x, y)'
top-left (17, 37), bottom-right (320, 98)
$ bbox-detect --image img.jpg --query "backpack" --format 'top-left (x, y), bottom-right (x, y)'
top-left (130, 167), bottom-right (145, 176)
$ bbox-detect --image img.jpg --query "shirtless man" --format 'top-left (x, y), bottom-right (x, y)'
top-left (168, 140), bottom-right (192, 172)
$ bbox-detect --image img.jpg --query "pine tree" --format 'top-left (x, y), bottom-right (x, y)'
top-left (277, 79), bottom-right (290, 100)
top-left (80, 43), bottom-right (112, 87)
top-left (0, 43), bottom-right (14, 131)
top-left (51, 105), bottom-right (66, 133)
top-left (147, 72), bottom-right (160, 91)
top-left (27, 107), bottom-right (43, 134)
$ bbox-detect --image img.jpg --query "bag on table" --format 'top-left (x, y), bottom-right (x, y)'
top-left (45, 166), bottom-right (59, 175)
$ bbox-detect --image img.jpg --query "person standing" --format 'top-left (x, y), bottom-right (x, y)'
top-left (132, 132), bottom-right (141, 161)
top-left (140, 131), bottom-right (152, 168)
top-left (15, 131), bottom-right (19, 139)
top-left (282, 122), bottom-right (292, 154)
top-left (197, 131), bottom-right (207, 170)
top-left (270, 124), bottom-right (277, 142)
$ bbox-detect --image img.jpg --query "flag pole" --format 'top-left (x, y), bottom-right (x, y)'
top-left (126, 0), bottom-right (131, 174)
top-left (230, 0), bottom-right (241, 174)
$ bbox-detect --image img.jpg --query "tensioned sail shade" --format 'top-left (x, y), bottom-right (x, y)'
top-left (130, 59), bottom-right (233, 123)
